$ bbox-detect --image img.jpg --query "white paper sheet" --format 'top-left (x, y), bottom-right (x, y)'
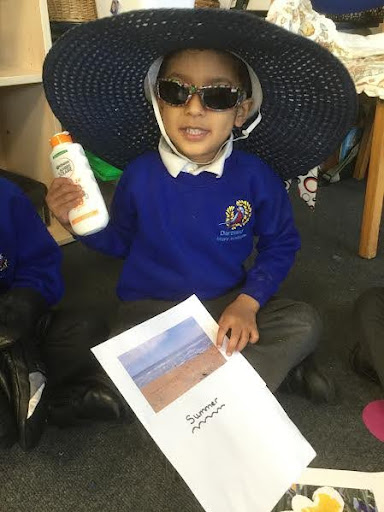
top-left (92, 295), bottom-right (316, 512)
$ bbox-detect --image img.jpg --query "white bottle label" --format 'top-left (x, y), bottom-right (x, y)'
top-left (53, 150), bottom-right (75, 178)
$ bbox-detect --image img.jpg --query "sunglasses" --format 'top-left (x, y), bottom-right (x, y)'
top-left (156, 78), bottom-right (246, 111)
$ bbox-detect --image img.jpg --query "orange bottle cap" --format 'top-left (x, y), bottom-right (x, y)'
top-left (50, 131), bottom-right (73, 147)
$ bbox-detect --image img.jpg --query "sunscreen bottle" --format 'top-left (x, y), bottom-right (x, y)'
top-left (50, 132), bottom-right (109, 236)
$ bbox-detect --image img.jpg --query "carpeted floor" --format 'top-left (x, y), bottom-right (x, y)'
top-left (0, 177), bottom-right (383, 512)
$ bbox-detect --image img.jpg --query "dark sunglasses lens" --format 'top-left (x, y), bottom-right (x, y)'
top-left (158, 81), bottom-right (189, 105)
top-left (203, 88), bottom-right (240, 110)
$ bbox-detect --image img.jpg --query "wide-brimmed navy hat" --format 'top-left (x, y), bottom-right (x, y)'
top-left (43, 8), bottom-right (358, 179)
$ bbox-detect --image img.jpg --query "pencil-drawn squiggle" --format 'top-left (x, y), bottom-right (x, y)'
top-left (191, 404), bottom-right (226, 433)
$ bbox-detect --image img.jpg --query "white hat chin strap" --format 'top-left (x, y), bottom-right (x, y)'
top-left (234, 110), bottom-right (262, 142)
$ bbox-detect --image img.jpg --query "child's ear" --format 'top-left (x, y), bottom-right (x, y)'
top-left (234, 99), bottom-right (254, 128)
top-left (158, 98), bottom-right (165, 113)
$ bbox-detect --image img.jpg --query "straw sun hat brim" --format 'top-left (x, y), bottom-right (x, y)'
top-left (43, 8), bottom-right (358, 179)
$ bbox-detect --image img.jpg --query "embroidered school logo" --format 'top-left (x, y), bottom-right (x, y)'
top-left (0, 253), bottom-right (8, 272)
top-left (224, 200), bottom-right (252, 230)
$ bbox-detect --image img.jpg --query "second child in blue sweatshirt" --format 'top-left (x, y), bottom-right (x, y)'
top-left (0, 177), bottom-right (126, 448)
top-left (47, 48), bottom-right (332, 402)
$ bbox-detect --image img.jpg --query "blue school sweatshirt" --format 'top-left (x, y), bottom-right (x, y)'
top-left (79, 150), bottom-right (300, 306)
top-left (0, 177), bottom-right (63, 305)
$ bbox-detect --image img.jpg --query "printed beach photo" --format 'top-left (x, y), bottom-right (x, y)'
top-left (118, 317), bottom-right (226, 412)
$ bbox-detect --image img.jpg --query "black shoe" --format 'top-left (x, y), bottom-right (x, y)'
top-left (0, 381), bottom-right (17, 449)
top-left (48, 378), bottom-right (133, 427)
top-left (280, 358), bottom-right (336, 404)
top-left (0, 350), bottom-right (17, 448)
top-left (0, 341), bottom-right (47, 450)
top-left (349, 343), bottom-right (380, 384)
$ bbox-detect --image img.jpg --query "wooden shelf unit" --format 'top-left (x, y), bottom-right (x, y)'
top-left (0, 0), bottom-right (73, 245)
top-left (0, 73), bottom-right (43, 87)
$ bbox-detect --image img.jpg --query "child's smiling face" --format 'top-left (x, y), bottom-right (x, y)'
top-left (158, 49), bottom-right (253, 163)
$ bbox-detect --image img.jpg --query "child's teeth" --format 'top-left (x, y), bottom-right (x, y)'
top-left (187, 128), bottom-right (204, 134)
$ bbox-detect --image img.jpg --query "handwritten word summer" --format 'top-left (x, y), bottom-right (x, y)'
top-left (186, 398), bottom-right (225, 433)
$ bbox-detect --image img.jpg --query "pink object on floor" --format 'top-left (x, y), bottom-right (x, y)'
top-left (362, 400), bottom-right (384, 442)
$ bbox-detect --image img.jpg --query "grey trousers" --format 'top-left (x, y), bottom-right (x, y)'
top-left (354, 287), bottom-right (384, 389)
top-left (113, 290), bottom-right (321, 392)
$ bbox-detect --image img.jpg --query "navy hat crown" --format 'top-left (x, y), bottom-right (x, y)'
top-left (43, 8), bottom-right (358, 179)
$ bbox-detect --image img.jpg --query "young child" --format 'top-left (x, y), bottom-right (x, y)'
top-left (0, 177), bottom-right (123, 449)
top-left (43, 8), bottom-right (357, 403)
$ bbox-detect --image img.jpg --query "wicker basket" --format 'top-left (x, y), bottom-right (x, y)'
top-left (195, 0), bottom-right (220, 7)
top-left (47, 0), bottom-right (97, 22)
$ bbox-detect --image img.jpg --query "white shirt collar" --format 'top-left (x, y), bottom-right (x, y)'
top-left (158, 134), bottom-right (233, 179)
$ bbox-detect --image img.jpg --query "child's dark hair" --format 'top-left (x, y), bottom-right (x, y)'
top-left (158, 49), bottom-right (252, 98)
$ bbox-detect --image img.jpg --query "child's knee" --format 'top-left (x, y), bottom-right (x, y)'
top-left (45, 310), bottom-right (110, 350)
top-left (354, 287), bottom-right (384, 317)
top-left (290, 302), bottom-right (322, 354)
top-left (70, 314), bottom-right (110, 349)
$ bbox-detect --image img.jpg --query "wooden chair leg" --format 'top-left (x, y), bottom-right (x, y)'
top-left (359, 99), bottom-right (384, 259)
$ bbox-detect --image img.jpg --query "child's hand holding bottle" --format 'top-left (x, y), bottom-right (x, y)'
top-left (47, 132), bottom-right (109, 236)
top-left (46, 177), bottom-right (84, 233)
